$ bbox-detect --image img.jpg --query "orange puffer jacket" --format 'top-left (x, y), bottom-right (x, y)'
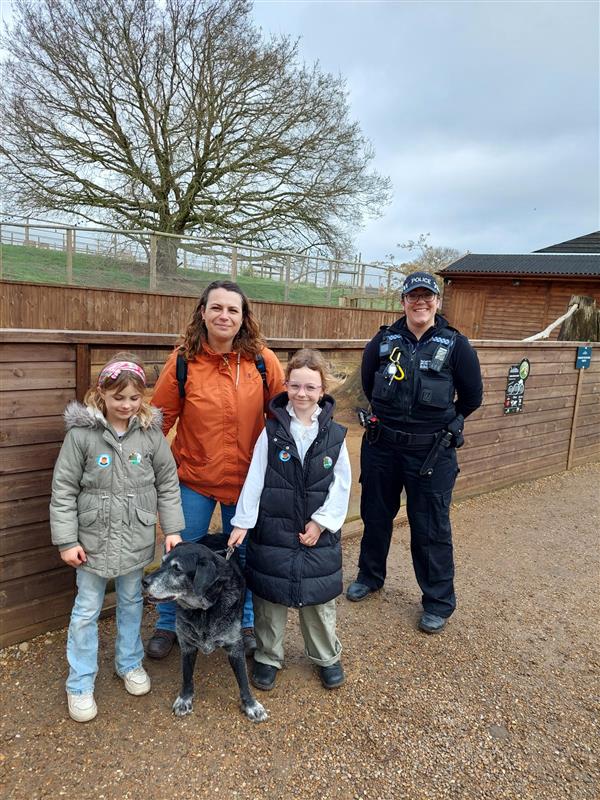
top-left (152, 346), bottom-right (286, 505)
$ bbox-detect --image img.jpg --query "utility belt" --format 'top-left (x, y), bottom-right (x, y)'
top-left (379, 425), bottom-right (437, 448)
top-left (357, 408), bottom-right (464, 477)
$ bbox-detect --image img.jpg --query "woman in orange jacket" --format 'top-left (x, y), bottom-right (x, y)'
top-left (146, 280), bottom-right (285, 659)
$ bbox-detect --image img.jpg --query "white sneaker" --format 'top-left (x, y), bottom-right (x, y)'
top-left (122, 666), bottom-right (151, 696)
top-left (67, 692), bottom-right (97, 723)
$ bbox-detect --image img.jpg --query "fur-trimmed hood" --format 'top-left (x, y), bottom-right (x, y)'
top-left (63, 401), bottom-right (163, 432)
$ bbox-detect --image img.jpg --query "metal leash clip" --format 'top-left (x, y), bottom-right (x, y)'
top-left (225, 545), bottom-right (235, 561)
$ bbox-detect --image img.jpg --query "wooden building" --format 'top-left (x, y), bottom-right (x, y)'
top-left (439, 231), bottom-right (600, 339)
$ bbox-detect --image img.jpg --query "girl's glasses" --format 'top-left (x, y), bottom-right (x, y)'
top-left (286, 382), bottom-right (322, 393)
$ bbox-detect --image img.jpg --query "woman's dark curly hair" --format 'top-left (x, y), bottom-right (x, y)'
top-left (180, 280), bottom-right (265, 360)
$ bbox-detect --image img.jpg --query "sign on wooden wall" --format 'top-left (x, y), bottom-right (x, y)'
top-left (503, 358), bottom-right (530, 414)
top-left (575, 346), bottom-right (592, 369)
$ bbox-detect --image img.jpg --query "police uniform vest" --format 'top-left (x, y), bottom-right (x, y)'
top-left (371, 325), bottom-right (458, 428)
top-left (245, 395), bottom-right (346, 608)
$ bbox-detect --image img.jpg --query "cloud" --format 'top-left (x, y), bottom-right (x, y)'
top-left (254, 0), bottom-right (599, 259)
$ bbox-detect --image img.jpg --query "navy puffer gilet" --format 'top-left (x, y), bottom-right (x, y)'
top-left (245, 392), bottom-right (347, 608)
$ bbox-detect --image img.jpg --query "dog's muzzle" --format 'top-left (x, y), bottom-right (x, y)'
top-left (142, 574), bottom-right (176, 603)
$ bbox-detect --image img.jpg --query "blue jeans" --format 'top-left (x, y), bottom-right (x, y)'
top-left (66, 567), bottom-right (144, 695)
top-left (155, 483), bottom-right (254, 631)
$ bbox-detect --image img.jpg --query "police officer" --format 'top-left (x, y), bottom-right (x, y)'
top-left (346, 271), bottom-right (483, 633)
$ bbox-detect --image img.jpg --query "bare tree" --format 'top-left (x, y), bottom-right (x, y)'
top-left (398, 234), bottom-right (461, 283)
top-left (1, 0), bottom-right (391, 272)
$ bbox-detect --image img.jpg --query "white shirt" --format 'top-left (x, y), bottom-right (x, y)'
top-left (231, 402), bottom-right (352, 533)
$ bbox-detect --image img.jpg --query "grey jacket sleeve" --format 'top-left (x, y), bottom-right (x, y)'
top-left (151, 431), bottom-right (186, 535)
top-left (50, 430), bottom-right (84, 550)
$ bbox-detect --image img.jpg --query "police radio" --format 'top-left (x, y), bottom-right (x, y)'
top-left (379, 339), bottom-right (392, 359)
top-left (429, 344), bottom-right (449, 373)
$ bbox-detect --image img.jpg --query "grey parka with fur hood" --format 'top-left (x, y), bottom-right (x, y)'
top-left (50, 401), bottom-right (185, 578)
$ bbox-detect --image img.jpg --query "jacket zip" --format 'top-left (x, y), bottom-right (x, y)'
top-left (402, 345), bottom-right (418, 420)
top-left (275, 424), bottom-right (326, 608)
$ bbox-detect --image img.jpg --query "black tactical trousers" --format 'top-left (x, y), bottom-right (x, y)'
top-left (357, 433), bottom-right (459, 618)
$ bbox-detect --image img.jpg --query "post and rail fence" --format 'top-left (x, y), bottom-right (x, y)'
top-left (0, 217), bottom-right (402, 310)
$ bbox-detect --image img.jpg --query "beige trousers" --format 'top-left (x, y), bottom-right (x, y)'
top-left (253, 596), bottom-right (342, 669)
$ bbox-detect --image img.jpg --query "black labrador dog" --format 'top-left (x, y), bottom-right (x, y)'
top-left (142, 535), bottom-right (267, 723)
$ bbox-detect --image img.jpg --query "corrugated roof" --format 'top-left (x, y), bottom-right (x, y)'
top-left (441, 253), bottom-right (600, 277)
top-left (534, 231), bottom-right (600, 253)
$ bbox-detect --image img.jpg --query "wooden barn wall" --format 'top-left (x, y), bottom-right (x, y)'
top-left (441, 277), bottom-right (600, 340)
top-left (454, 341), bottom-right (599, 497)
top-left (0, 343), bottom-right (77, 648)
top-left (1, 331), bottom-right (598, 647)
top-left (0, 280), bottom-right (399, 340)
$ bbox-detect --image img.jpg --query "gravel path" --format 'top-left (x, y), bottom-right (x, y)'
top-left (1, 463), bottom-right (599, 800)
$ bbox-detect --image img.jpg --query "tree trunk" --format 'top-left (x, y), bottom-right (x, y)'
top-left (558, 296), bottom-right (600, 342)
top-left (155, 236), bottom-right (180, 275)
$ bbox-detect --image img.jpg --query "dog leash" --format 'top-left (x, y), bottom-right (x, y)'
top-left (225, 546), bottom-right (235, 561)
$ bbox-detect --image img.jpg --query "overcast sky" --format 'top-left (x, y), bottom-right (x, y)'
top-left (2, 0), bottom-right (598, 262)
top-left (253, 0), bottom-right (599, 261)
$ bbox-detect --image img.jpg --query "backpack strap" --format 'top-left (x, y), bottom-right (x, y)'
top-left (175, 351), bottom-right (187, 399)
top-left (255, 353), bottom-right (267, 390)
top-left (175, 350), bottom-right (268, 401)
top-left (255, 352), bottom-right (271, 413)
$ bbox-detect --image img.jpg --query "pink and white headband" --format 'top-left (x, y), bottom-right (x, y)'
top-left (98, 361), bottom-right (146, 386)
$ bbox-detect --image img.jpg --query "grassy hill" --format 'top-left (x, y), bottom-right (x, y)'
top-left (0, 242), bottom-right (379, 307)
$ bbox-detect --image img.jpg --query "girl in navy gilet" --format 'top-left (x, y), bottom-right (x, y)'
top-left (229, 349), bottom-right (351, 691)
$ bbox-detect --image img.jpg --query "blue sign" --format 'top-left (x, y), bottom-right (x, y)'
top-left (575, 346), bottom-right (592, 370)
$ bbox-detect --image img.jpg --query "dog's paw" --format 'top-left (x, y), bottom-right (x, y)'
top-left (172, 695), bottom-right (194, 717)
top-left (243, 700), bottom-right (268, 723)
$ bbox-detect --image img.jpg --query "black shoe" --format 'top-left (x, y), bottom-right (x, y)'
top-left (346, 581), bottom-right (377, 602)
top-left (251, 660), bottom-right (278, 691)
top-left (418, 612), bottom-right (447, 634)
top-left (320, 661), bottom-right (345, 689)
top-left (145, 629), bottom-right (177, 659)
top-left (242, 627), bottom-right (257, 656)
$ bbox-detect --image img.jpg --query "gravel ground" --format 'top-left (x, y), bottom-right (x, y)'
top-left (1, 463), bottom-right (599, 800)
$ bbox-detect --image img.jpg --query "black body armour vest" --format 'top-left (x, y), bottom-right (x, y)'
top-left (245, 399), bottom-right (347, 608)
top-left (371, 326), bottom-right (458, 428)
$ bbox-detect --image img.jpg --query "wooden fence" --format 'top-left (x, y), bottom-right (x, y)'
top-left (1, 219), bottom-right (395, 300)
top-left (0, 280), bottom-right (400, 339)
top-left (1, 329), bottom-right (598, 647)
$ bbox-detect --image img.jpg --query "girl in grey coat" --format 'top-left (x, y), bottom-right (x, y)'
top-left (50, 352), bottom-right (185, 722)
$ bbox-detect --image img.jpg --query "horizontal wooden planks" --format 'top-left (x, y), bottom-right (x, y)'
top-left (0, 415), bottom-right (64, 447)
top-left (453, 342), bottom-right (599, 491)
top-left (0, 441), bottom-right (62, 474)
top-left (0, 495), bottom-right (50, 530)
top-left (0, 590), bottom-right (75, 639)
top-left (0, 544), bottom-right (63, 582)
top-left (443, 276), bottom-right (600, 340)
top-left (0, 388), bottom-right (74, 419)
top-left (0, 362), bottom-right (75, 391)
top-left (0, 521), bottom-right (52, 556)
top-left (0, 341), bottom-right (77, 646)
top-left (1, 280), bottom-right (399, 340)
top-left (1, 330), bottom-right (599, 646)
top-left (0, 611), bottom-right (72, 648)
top-left (0, 566), bottom-right (74, 608)
top-left (0, 343), bottom-right (76, 362)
